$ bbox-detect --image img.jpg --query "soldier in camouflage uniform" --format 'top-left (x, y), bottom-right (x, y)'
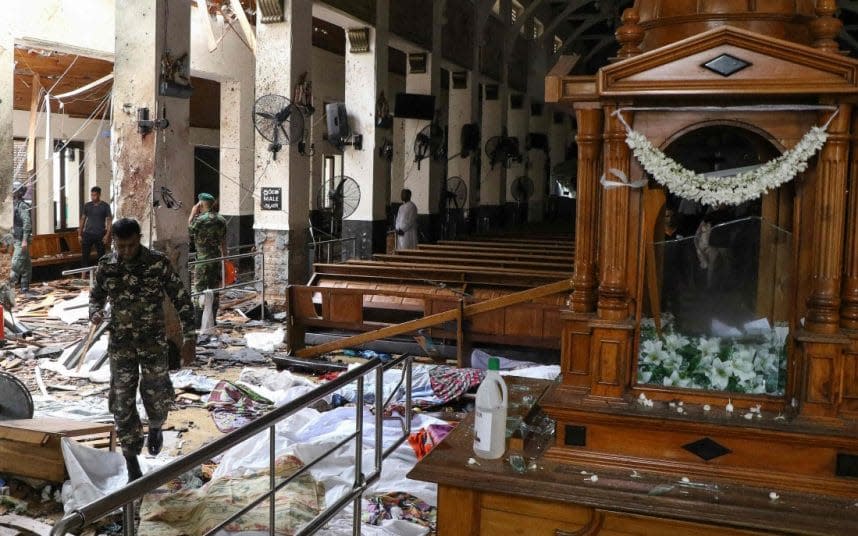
top-left (9, 181), bottom-right (32, 295)
top-left (89, 218), bottom-right (196, 481)
top-left (188, 193), bottom-right (227, 324)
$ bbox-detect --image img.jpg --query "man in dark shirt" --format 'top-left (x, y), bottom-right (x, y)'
top-left (79, 186), bottom-right (113, 267)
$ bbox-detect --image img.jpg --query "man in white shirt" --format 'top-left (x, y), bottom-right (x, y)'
top-left (395, 189), bottom-right (418, 250)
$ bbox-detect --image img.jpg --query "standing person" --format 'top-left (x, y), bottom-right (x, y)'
top-left (79, 186), bottom-right (113, 267)
top-left (89, 218), bottom-right (196, 481)
top-left (9, 181), bottom-right (32, 296)
top-left (395, 189), bottom-right (418, 250)
top-left (188, 193), bottom-right (227, 324)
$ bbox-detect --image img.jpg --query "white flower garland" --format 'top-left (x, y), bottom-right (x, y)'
top-left (618, 114), bottom-right (835, 206)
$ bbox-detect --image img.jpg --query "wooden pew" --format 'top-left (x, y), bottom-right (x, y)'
top-left (289, 242), bottom-right (573, 356)
top-left (372, 253), bottom-right (571, 272)
top-left (30, 231), bottom-right (83, 267)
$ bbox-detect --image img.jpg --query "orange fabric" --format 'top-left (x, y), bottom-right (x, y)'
top-left (224, 260), bottom-right (237, 286)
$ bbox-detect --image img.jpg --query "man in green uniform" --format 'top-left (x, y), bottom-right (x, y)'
top-left (188, 192), bottom-right (227, 325)
top-left (9, 181), bottom-right (32, 296)
top-left (89, 218), bottom-right (196, 481)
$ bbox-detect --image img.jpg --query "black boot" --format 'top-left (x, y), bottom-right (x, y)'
top-left (124, 453), bottom-right (143, 482)
top-left (147, 427), bottom-right (163, 456)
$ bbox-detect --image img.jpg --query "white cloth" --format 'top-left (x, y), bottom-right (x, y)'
top-left (395, 201), bottom-right (418, 250)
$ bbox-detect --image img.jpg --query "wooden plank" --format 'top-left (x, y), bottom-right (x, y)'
top-left (25, 73), bottom-right (41, 174)
top-left (372, 254), bottom-right (571, 272)
top-left (229, 0), bottom-right (257, 54)
top-left (196, 0), bottom-right (219, 52)
top-left (294, 279), bottom-right (572, 358)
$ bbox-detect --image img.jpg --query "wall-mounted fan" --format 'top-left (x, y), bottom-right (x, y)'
top-left (444, 176), bottom-right (467, 210)
top-left (511, 175), bottom-right (534, 205)
top-left (413, 123), bottom-right (446, 170)
top-left (318, 175), bottom-right (361, 236)
top-left (253, 94), bottom-right (305, 160)
top-left (441, 176), bottom-right (467, 240)
top-left (485, 135), bottom-right (523, 170)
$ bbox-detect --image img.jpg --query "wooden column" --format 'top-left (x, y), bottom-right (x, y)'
top-left (570, 105), bottom-right (603, 313)
top-left (597, 106), bottom-right (633, 321)
top-left (841, 111), bottom-right (858, 331)
top-left (806, 105), bottom-right (851, 334)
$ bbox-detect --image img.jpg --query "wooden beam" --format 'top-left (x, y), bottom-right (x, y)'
top-left (25, 74), bottom-right (41, 176)
top-left (229, 0), bottom-right (256, 54)
top-left (196, 0), bottom-right (219, 52)
top-left (294, 279), bottom-right (573, 358)
top-left (544, 0), bottom-right (591, 38)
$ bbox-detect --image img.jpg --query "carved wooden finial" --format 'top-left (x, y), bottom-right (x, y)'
top-left (615, 8), bottom-right (644, 59)
top-left (810, 0), bottom-right (843, 54)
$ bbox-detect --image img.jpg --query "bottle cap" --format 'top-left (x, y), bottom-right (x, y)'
top-left (488, 356), bottom-right (500, 371)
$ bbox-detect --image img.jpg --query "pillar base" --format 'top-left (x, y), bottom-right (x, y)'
top-left (417, 214), bottom-right (440, 244)
top-left (342, 219), bottom-right (389, 258)
top-left (255, 228), bottom-right (308, 304)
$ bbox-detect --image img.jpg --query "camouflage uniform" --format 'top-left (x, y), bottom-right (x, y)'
top-left (10, 199), bottom-right (32, 291)
top-left (189, 211), bottom-right (227, 319)
top-left (89, 246), bottom-right (195, 455)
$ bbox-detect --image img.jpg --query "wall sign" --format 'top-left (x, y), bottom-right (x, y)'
top-left (261, 187), bottom-right (282, 210)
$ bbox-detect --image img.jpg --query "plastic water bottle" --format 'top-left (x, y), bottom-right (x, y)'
top-left (473, 356), bottom-right (508, 459)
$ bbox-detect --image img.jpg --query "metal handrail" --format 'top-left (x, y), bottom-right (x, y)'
top-left (61, 265), bottom-right (97, 286)
top-left (52, 354), bottom-right (414, 536)
top-left (189, 250), bottom-right (265, 320)
top-left (308, 236), bottom-right (358, 274)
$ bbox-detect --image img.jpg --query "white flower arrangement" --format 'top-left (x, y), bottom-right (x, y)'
top-left (623, 125), bottom-right (830, 206)
top-left (637, 320), bottom-right (788, 395)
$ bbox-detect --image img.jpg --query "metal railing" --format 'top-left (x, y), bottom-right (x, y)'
top-left (61, 265), bottom-right (97, 286)
top-left (52, 354), bottom-right (414, 536)
top-left (308, 236), bottom-right (358, 273)
top-left (189, 250), bottom-right (265, 320)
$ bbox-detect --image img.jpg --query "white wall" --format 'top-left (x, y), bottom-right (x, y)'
top-left (310, 47), bottom-right (345, 211)
top-left (13, 110), bottom-right (110, 234)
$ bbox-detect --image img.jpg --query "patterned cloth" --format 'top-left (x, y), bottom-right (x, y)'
top-left (407, 423), bottom-right (456, 460)
top-left (428, 366), bottom-right (485, 404)
top-left (363, 492), bottom-right (437, 530)
top-left (205, 380), bottom-right (273, 433)
top-left (90, 245), bottom-right (196, 455)
top-left (139, 455), bottom-right (324, 536)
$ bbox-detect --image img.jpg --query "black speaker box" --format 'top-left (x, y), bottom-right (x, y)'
top-left (394, 93), bottom-right (436, 120)
top-left (325, 102), bottom-right (350, 144)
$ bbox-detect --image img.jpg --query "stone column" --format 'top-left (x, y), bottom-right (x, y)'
top-left (506, 93), bottom-right (529, 224)
top-left (842, 112), bottom-right (858, 330)
top-left (399, 0), bottom-right (445, 242)
top-left (527, 106), bottom-right (548, 223)
top-left (447, 70), bottom-right (473, 212)
top-left (597, 106), bottom-right (632, 321)
top-left (343, 0), bottom-right (389, 258)
top-left (219, 79), bottom-right (255, 250)
top-left (570, 105), bottom-right (602, 313)
top-left (112, 0), bottom-right (193, 269)
top-left (806, 105), bottom-right (852, 333)
top-left (478, 84), bottom-right (507, 229)
top-left (254, 0), bottom-right (312, 300)
top-left (0, 26), bottom-right (12, 234)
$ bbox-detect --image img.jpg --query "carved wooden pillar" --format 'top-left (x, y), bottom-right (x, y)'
top-left (597, 106), bottom-right (633, 321)
top-left (570, 105), bottom-right (603, 314)
top-left (810, 0), bottom-right (843, 55)
top-left (806, 105), bottom-right (851, 334)
top-left (841, 112), bottom-right (858, 331)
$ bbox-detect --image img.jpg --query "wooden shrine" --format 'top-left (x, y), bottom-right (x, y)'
top-left (543, 0), bottom-right (858, 499)
top-left (410, 2), bottom-right (858, 535)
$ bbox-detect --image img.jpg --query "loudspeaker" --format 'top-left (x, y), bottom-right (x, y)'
top-left (394, 93), bottom-right (436, 120)
top-left (461, 123), bottom-right (481, 157)
top-left (325, 103), bottom-right (350, 145)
